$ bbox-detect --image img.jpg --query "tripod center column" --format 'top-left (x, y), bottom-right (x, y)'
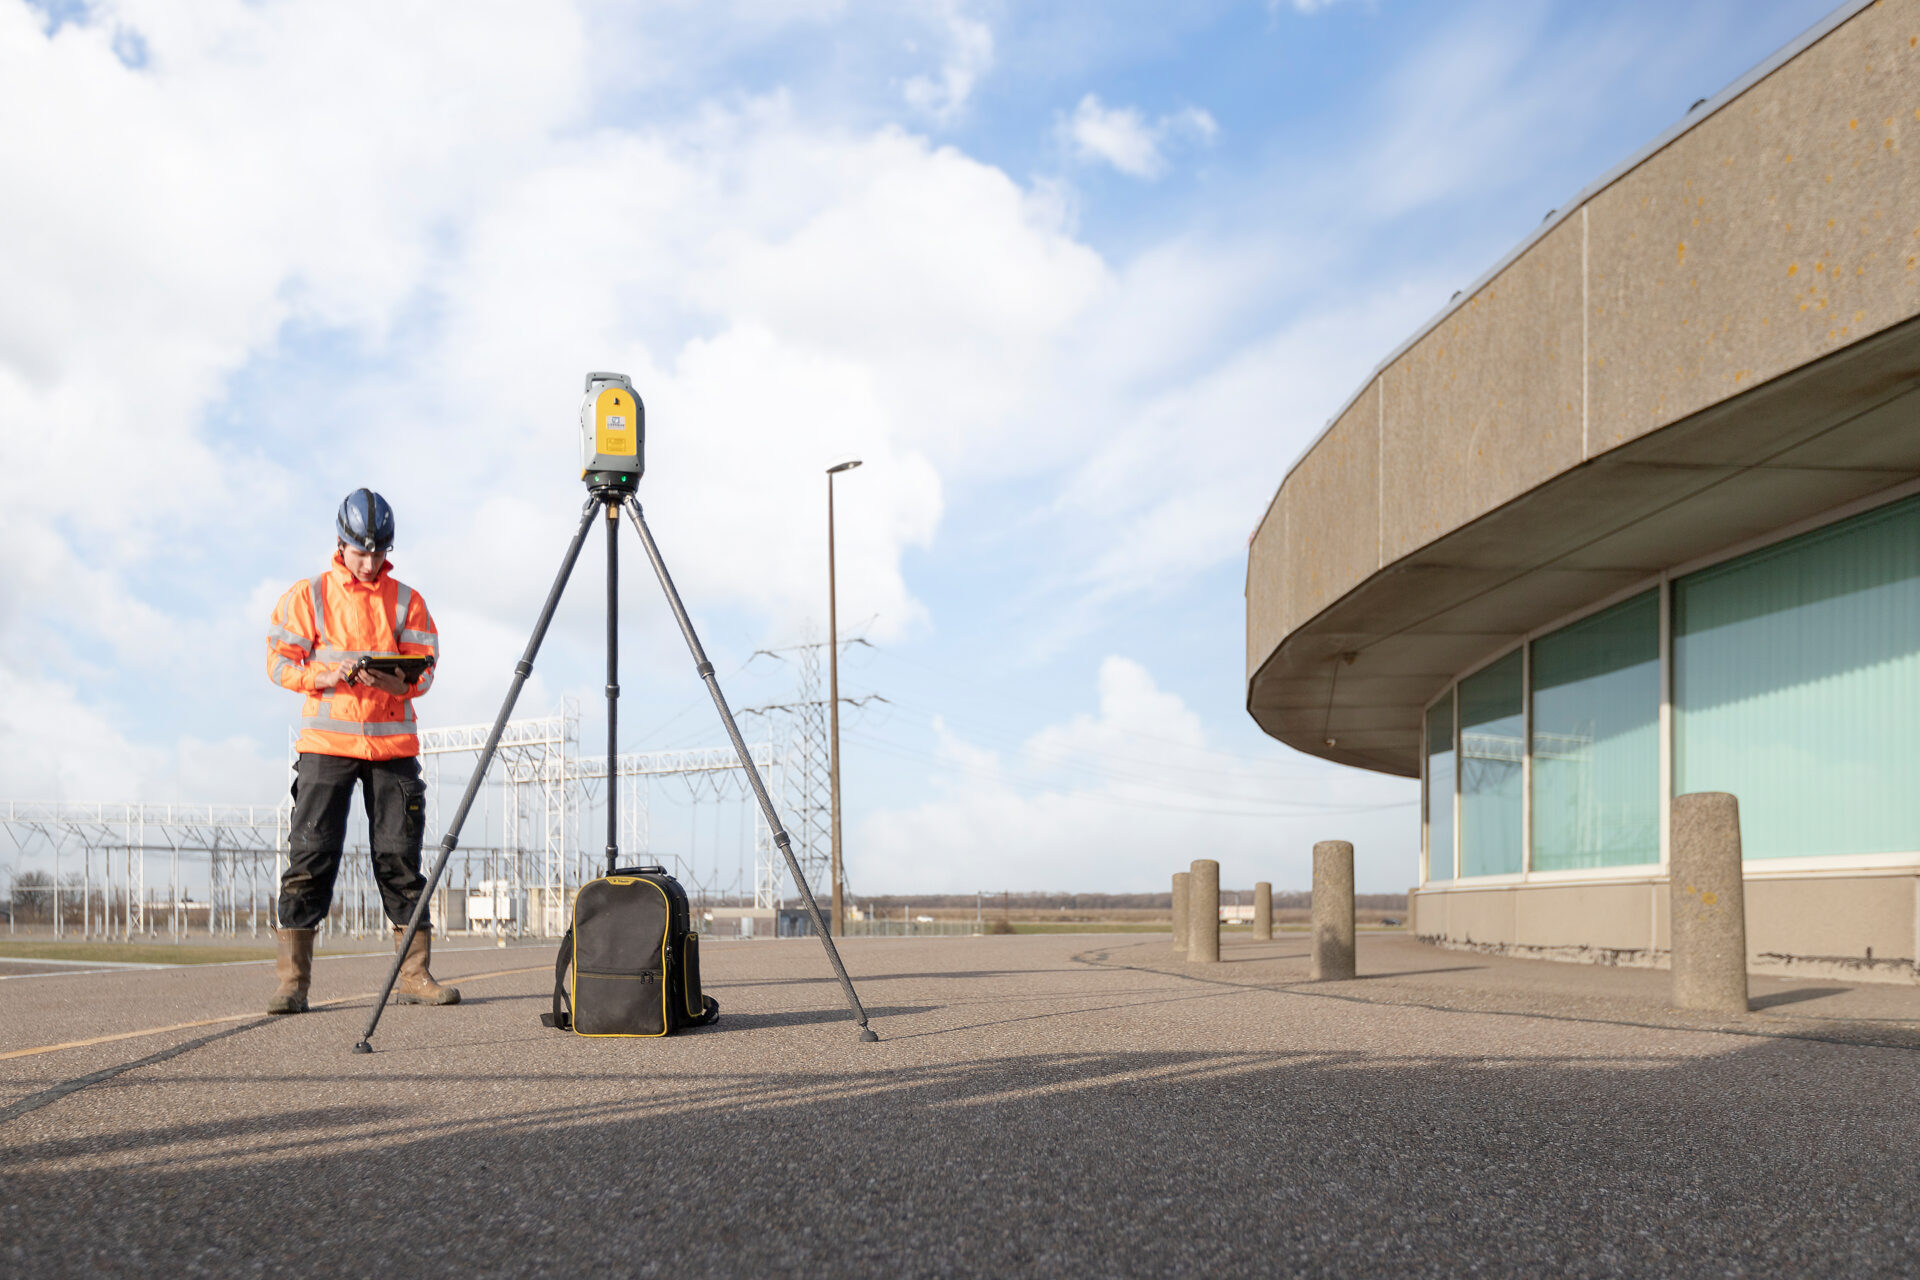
top-left (604, 496), bottom-right (620, 879)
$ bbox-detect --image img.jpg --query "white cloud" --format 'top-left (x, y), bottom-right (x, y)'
top-left (404, 112), bottom-right (1109, 649)
top-left (855, 657), bottom-right (1417, 893)
top-left (902, 3), bottom-right (993, 121)
top-left (1168, 105), bottom-right (1219, 145)
top-left (1048, 279), bottom-right (1447, 621)
top-left (0, 657), bottom-right (287, 803)
top-left (1060, 94), bottom-right (1217, 180)
top-left (1063, 95), bottom-right (1161, 178)
top-left (1329, 4), bottom-right (1716, 225)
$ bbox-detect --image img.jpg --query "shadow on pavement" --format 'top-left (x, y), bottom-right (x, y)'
top-left (1748, 986), bottom-right (1851, 1010)
top-left (14, 1103), bottom-right (411, 1165)
top-left (1352, 966), bottom-right (1489, 980)
top-left (708, 1006), bottom-right (934, 1031)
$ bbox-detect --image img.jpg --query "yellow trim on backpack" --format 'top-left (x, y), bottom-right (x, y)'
top-left (683, 931), bottom-right (703, 1020)
top-left (567, 875), bottom-right (671, 1038)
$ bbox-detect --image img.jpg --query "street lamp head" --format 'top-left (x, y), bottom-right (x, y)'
top-left (827, 457), bottom-right (863, 475)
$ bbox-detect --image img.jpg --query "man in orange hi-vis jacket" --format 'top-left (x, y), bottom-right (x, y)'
top-left (263, 488), bottom-right (459, 1015)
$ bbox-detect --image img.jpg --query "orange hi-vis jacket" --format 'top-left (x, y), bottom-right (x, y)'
top-left (266, 552), bottom-right (439, 760)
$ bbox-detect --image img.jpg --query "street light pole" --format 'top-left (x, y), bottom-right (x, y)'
top-left (826, 457), bottom-right (862, 937)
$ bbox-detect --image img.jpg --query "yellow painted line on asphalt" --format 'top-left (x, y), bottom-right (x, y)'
top-left (0, 965), bottom-right (546, 1062)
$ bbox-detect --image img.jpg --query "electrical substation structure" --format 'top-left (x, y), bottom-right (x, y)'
top-left (2, 703), bottom-right (829, 942)
top-left (740, 636), bottom-right (882, 908)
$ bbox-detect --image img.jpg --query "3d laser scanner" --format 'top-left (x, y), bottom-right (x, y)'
top-left (580, 371), bottom-right (644, 493)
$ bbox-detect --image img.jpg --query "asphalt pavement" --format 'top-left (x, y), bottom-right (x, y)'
top-left (4, 930), bottom-right (1919, 1277)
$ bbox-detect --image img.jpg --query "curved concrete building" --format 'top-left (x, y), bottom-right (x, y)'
top-left (1245, 0), bottom-right (1919, 981)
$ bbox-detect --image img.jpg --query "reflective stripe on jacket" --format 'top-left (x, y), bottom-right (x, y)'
top-left (266, 552), bottom-right (438, 760)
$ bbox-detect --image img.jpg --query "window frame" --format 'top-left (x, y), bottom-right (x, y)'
top-left (1420, 687), bottom-right (1458, 883)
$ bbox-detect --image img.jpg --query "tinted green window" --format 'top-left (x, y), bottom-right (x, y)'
top-left (1459, 649), bottom-right (1524, 877)
top-left (1675, 496), bottom-right (1920, 859)
top-left (1426, 695), bottom-right (1455, 882)
top-left (1530, 591), bottom-right (1660, 870)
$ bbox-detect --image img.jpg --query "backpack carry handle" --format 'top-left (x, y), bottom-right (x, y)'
top-left (609, 865), bottom-right (666, 876)
top-left (539, 926), bottom-right (574, 1031)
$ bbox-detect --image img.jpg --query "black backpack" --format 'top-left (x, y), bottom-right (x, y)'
top-left (541, 866), bottom-right (720, 1036)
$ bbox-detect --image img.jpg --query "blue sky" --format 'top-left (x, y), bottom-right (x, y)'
top-left (1, 0), bottom-right (1843, 895)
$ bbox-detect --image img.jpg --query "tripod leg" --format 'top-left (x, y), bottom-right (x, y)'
top-left (605, 500), bottom-right (619, 878)
top-left (622, 496), bottom-right (879, 1042)
top-left (354, 496), bottom-right (602, 1054)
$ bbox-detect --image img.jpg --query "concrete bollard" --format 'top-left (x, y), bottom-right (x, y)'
top-left (1670, 792), bottom-right (1749, 1014)
top-left (1253, 881), bottom-right (1273, 941)
top-left (1171, 872), bottom-right (1190, 954)
top-left (1188, 860), bottom-right (1220, 963)
top-left (1311, 841), bottom-right (1356, 980)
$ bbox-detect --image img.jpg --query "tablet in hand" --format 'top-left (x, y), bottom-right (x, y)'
top-left (358, 653), bottom-right (435, 685)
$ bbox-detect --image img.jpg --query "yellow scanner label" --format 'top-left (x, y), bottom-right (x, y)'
top-left (596, 388), bottom-right (637, 459)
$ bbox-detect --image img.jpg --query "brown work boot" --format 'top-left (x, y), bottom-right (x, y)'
top-left (393, 927), bottom-right (461, 1005)
top-left (267, 928), bottom-right (314, 1014)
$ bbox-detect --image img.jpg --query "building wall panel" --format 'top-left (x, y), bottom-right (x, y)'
top-left (1746, 875), bottom-right (1916, 968)
top-left (1515, 882), bottom-right (1655, 954)
top-left (1245, 489), bottom-right (1291, 681)
top-left (1281, 379), bottom-right (1380, 635)
top-left (1437, 887), bottom-right (1518, 948)
top-left (1586, 0), bottom-right (1920, 452)
top-left (1379, 219), bottom-right (1586, 566)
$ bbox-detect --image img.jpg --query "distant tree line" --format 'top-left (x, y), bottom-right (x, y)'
top-left (7, 870), bottom-right (84, 923)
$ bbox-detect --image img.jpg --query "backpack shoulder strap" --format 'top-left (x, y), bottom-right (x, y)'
top-left (539, 927), bottom-right (574, 1030)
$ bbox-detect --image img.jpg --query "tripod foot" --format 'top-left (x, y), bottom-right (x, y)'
top-left (353, 1040), bottom-right (374, 1055)
top-left (859, 1027), bottom-right (880, 1043)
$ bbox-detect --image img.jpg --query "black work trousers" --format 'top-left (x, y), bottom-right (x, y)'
top-left (277, 752), bottom-right (430, 931)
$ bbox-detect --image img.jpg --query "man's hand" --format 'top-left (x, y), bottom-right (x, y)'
top-left (361, 668), bottom-right (409, 697)
top-left (311, 661), bottom-right (406, 696)
top-left (312, 661), bottom-right (358, 691)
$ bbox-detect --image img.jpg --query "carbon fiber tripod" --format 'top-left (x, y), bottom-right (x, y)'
top-left (352, 484), bottom-right (879, 1053)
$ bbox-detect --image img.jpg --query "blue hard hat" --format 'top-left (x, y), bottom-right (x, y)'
top-left (336, 488), bottom-right (396, 553)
